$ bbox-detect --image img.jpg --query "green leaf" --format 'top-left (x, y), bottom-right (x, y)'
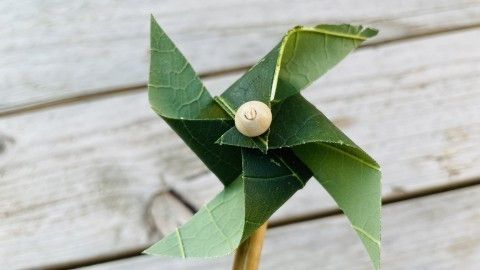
top-left (269, 94), bottom-right (381, 269)
top-left (216, 127), bottom-right (269, 154)
top-left (144, 148), bottom-right (311, 258)
top-left (269, 94), bottom-right (378, 165)
top-left (212, 48), bottom-right (281, 152)
top-left (216, 24), bottom-right (377, 150)
top-left (149, 16), bottom-right (228, 121)
top-left (165, 119), bottom-right (242, 185)
top-left (268, 94), bottom-right (353, 147)
top-left (273, 24), bottom-right (377, 102)
top-left (216, 45), bottom-right (280, 113)
top-left (144, 176), bottom-right (245, 258)
top-left (293, 144), bottom-right (381, 269)
top-left (148, 17), bottom-right (381, 268)
top-left (149, 16), bottom-right (241, 185)
top-left (241, 148), bottom-right (311, 238)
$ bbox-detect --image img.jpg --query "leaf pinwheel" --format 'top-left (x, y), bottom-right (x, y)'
top-left (145, 16), bottom-right (381, 269)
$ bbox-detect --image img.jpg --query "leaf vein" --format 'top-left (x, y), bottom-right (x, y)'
top-left (204, 204), bottom-right (235, 250)
top-left (175, 228), bottom-right (186, 258)
top-left (352, 225), bottom-right (381, 247)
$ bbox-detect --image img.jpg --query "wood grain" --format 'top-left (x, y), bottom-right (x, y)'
top-left (2, 0), bottom-right (480, 111)
top-left (0, 190), bottom-right (192, 269)
top-left (78, 185), bottom-right (480, 270)
top-left (1, 28), bottom-right (479, 269)
top-left (0, 92), bottom-right (195, 269)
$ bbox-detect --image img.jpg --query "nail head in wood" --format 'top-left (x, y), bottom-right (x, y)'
top-left (234, 101), bottom-right (272, 137)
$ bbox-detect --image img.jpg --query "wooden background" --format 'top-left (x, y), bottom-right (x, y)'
top-left (1, 1), bottom-right (480, 269)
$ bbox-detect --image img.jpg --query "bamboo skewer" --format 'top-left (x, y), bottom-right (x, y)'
top-left (232, 222), bottom-right (268, 270)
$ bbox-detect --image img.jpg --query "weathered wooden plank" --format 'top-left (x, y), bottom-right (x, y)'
top-left (2, 0), bottom-right (480, 111)
top-left (1, 192), bottom-right (192, 270)
top-left (78, 185), bottom-right (480, 270)
top-left (0, 91), bottom-right (194, 269)
top-left (0, 191), bottom-right (192, 269)
top-left (1, 28), bottom-right (480, 268)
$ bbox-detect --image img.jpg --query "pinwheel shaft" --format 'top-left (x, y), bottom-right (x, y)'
top-left (232, 222), bottom-right (268, 270)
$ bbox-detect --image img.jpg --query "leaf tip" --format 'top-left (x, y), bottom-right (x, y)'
top-left (362, 26), bottom-right (379, 38)
top-left (142, 247), bottom-right (153, 255)
top-left (150, 14), bottom-right (158, 26)
top-left (214, 136), bottom-right (223, 145)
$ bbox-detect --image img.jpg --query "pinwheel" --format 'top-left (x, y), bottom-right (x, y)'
top-left (145, 16), bottom-right (381, 269)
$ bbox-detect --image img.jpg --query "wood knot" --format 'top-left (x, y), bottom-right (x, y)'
top-left (0, 133), bottom-right (15, 154)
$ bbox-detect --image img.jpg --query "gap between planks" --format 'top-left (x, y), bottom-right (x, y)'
top-left (2, 23), bottom-right (480, 118)
top-left (269, 175), bottom-right (480, 227)
top-left (0, 65), bottom-right (250, 118)
top-left (43, 176), bottom-right (480, 270)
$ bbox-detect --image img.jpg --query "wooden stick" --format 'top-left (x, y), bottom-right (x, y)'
top-left (232, 222), bottom-right (268, 270)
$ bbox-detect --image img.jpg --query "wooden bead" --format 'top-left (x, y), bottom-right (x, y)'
top-left (234, 101), bottom-right (272, 137)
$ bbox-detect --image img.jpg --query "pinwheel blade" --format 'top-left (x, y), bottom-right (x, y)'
top-left (268, 94), bottom-right (375, 162)
top-left (149, 16), bottom-right (242, 185)
top-left (144, 176), bottom-right (245, 258)
top-left (216, 24), bottom-right (377, 151)
top-left (213, 47), bottom-right (281, 153)
top-left (272, 24), bottom-right (377, 102)
top-left (216, 127), bottom-right (269, 154)
top-left (268, 94), bottom-right (381, 269)
top-left (294, 143), bottom-right (381, 270)
top-left (240, 148), bottom-right (311, 236)
top-left (215, 44), bottom-right (280, 112)
top-left (144, 148), bottom-right (311, 258)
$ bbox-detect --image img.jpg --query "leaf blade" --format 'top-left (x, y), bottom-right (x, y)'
top-left (216, 126), bottom-right (268, 154)
top-left (144, 148), bottom-right (311, 258)
top-left (149, 16), bottom-right (241, 185)
top-left (293, 143), bottom-right (381, 270)
top-left (215, 24), bottom-right (377, 149)
top-left (149, 16), bottom-right (228, 120)
top-left (218, 45), bottom-right (280, 110)
top-left (165, 118), bottom-right (242, 185)
top-left (272, 24), bottom-right (378, 101)
top-left (268, 94), bottom-right (379, 167)
top-left (270, 94), bottom-right (381, 268)
top-left (144, 177), bottom-right (246, 257)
